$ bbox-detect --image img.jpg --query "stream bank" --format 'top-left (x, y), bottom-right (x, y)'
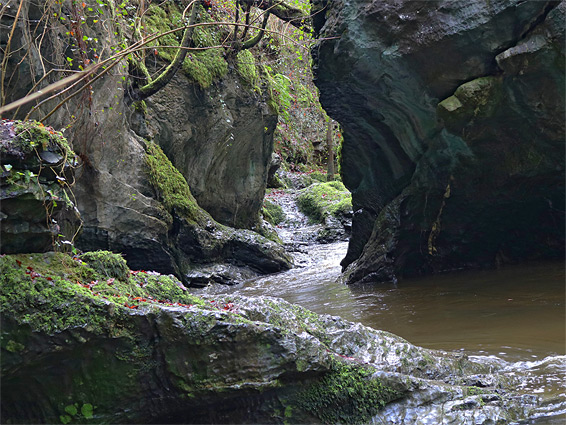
top-left (195, 180), bottom-right (566, 424)
top-left (2, 248), bottom-right (564, 424)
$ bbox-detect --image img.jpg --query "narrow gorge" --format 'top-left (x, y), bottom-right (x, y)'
top-left (1, 0), bottom-right (564, 424)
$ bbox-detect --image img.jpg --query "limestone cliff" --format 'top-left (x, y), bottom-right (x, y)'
top-left (313, 0), bottom-right (565, 283)
top-left (0, 0), bottom-right (291, 282)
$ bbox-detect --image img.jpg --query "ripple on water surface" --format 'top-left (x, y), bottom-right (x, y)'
top-left (192, 242), bottom-right (565, 423)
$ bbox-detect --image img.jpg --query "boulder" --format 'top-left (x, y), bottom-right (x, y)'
top-left (143, 71), bottom-right (277, 229)
top-left (313, 0), bottom-right (565, 283)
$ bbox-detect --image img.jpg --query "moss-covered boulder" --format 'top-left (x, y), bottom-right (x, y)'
top-left (0, 120), bottom-right (82, 254)
top-left (262, 198), bottom-right (285, 225)
top-left (0, 252), bottom-right (551, 424)
top-left (295, 181), bottom-right (352, 242)
top-left (297, 181), bottom-right (352, 223)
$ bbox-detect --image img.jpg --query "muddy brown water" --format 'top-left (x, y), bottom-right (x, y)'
top-left (197, 241), bottom-right (565, 424)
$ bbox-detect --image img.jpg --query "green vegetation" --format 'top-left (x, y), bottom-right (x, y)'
top-left (144, 4), bottom-right (228, 89)
top-left (60, 402), bottom-right (94, 424)
top-left (296, 181), bottom-right (352, 223)
top-left (80, 250), bottom-right (130, 281)
top-left (236, 49), bottom-right (259, 88)
top-left (262, 199), bottom-right (285, 225)
top-left (0, 251), bottom-right (209, 336)
top-left (0, 120), bottom-right (74, 159)
top-left (295, 360), bottom-right (399, 424)
top-left (143, 141), bottom-right (206, 224)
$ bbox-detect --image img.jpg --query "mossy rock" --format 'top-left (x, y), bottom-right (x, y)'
top-left (80, 251), bottom-right (130, 281)
top-left (294, 360), bottom-right (399, 424)
top-left (0, 252), bottom-right (206, 335)
top-left (296, 181), bottom-right (352, 223)
top-left (143, 141), bottom-right (209, 225)
top-left (236, 50), bottom-right (259, 89)
top-left (0, 120), bottom-right (74, 160)
top-left (144, 3), bottom-right (228, 89)
top-left (262, 199), bottom-right (285, 225)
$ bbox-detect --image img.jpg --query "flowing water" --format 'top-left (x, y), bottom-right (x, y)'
top-left (195, 188), bottom-right (566, 424)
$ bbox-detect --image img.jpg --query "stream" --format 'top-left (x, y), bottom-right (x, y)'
top-left (193, 186), bottom-right (566, 424)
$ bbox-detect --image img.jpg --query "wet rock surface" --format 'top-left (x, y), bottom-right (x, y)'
top-left (265, 173), bottom-right (352, 248)
top-left (313, 0), bottom-right (565, 283)
top-left (2, 252), bottom-right (563, 424)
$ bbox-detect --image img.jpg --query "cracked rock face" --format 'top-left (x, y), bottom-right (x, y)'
top-left (313, 0), bottom-right (565, 283)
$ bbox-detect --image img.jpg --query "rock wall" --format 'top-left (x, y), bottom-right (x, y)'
top-left (0, 0), bottom-right (290, 282)
top-left (141, 72), bottom-right (276, 229)
top-left (313, 0), bottom-right (565, 283)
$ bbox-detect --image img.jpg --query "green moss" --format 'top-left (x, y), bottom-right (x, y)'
top-left (144, 141), bottom-right (207, 224)
top-left (236, 50), bottom-right (258, 88)
top-left (145, 4), bottom-right (228, 89)
top-left (295, 361), bottom-right (399, 424)
top-left (5, 340), bottom-right (25, 353)
top-left (296, 181), bottom-right (352, 223)
top-left (144, 4), bottom-right (184, 63)
top-left (0, 120), bottom-right (74, 159)
top-left (262, 199), bottom-right (285, 225)
top-left (0, 252), bottom-right (209, 335)
top-left (80, 251), bottom-right (130, 281)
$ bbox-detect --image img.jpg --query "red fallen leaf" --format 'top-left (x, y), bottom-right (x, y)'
top-left (132, 297), bottom-right (143, 301)
top-left (46, 277), bottom-right (53, 281)
top-left (27, 266), bottom-right (33, 271)
top-left (15, 260), bottom-right (22, 267)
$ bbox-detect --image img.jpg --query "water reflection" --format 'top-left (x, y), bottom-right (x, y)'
top-left (193, 242), bottom-right (565, 423)
top-left (198, 242), bottom-right (564, 362)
